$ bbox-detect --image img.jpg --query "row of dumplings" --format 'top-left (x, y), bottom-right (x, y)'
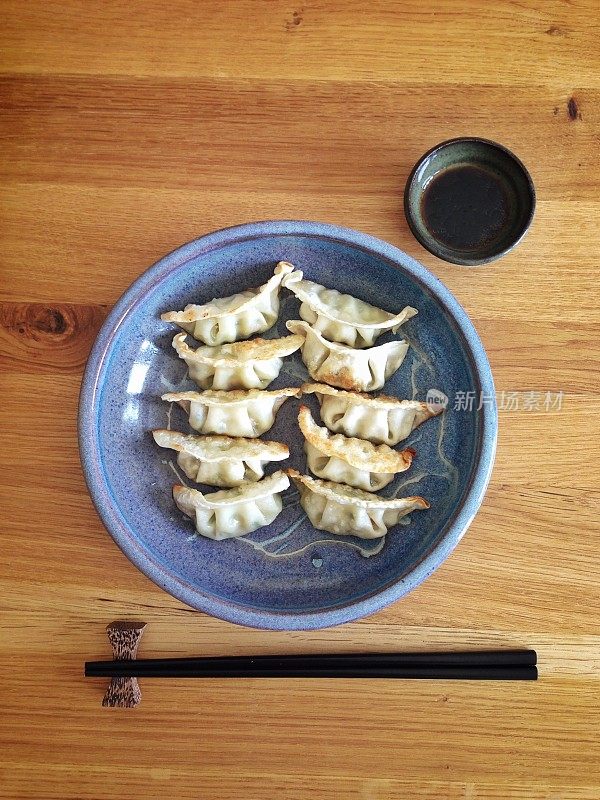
top-left (154, 262), bottom-right (438, 541)
top-left (166, 261), bottom-right (416, 393)
top-left (153, 385), bottom-right (437, 541)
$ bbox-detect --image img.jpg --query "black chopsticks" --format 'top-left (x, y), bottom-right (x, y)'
top-left (85, 649), bottom-right (537, 680)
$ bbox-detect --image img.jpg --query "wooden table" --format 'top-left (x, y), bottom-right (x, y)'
top-left (1, 2), bottom-right (599, 798)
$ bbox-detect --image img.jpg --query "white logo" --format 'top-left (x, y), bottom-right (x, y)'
top-left (426, 389), bottom-right (448, 413)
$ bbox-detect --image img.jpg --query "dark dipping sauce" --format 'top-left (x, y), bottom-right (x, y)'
top-left (421, 164), bottom-right (511, 252)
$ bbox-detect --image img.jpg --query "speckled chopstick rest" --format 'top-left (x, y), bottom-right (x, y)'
top-left (101, 621), bottom-right (147, 708)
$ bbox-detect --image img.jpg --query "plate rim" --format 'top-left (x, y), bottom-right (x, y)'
top-left (78, 220), bottom-right (497, 630)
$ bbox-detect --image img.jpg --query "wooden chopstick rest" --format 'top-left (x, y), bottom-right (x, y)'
top-left (101, 620), bottom-right (147, 707)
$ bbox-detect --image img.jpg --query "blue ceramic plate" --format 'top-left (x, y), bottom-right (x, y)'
top-left (79, 221), bottom-right (497, 630)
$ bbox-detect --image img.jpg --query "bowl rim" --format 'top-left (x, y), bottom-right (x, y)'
top-left (78, 220), bottom-right (498, 630)
top-left (404, 136), bottom-right (536, 266)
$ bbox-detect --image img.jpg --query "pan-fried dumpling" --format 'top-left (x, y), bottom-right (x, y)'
top-left (161, 262), bottom-right (294, 345)
top-left (172, 332), bottom-right (303, 390)
top-left (282, 267), bottom-right (417, 348)
top-left (162, 387), bottom-right (301, 438)
top-left (302, 383), bottom-right (442, 445)
top-left (173, 470), bottom-right (290, 540)
top-left (298, 406), bottom-right (414, 491)
top-left (287, 469), bottom-right (429, 539)
top-left (286, 320), bottom-right (409, 392)
top-left (152, 429), bottom-right (289, 487)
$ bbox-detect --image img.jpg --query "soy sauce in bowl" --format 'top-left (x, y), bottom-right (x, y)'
top-left (405, 138), bottom-right (535, 266)
top-left (421, 164), bottom-right (510, 252)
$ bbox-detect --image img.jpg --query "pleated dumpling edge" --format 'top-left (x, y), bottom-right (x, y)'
top-left (282, 267), bottom-right (417, 348)
top-left (286, 319), bottom-right (409, 392)
top-left (161, 261), bottom-right (295, 345)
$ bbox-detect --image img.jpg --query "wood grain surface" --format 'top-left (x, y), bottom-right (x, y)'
top-left (1, 2), bottom-right (599, 798)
